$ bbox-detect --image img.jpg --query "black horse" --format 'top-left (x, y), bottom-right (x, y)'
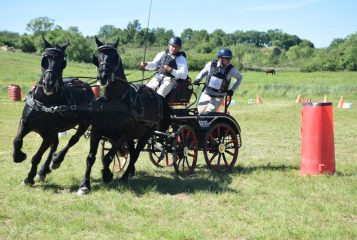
top-left (77, 37), bottom-right (170, 195)
top-left (13, 38), bottom-right (95, 185)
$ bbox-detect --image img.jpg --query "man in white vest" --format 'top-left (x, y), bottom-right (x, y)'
top-left (194, 48), bottom-right (243, 114)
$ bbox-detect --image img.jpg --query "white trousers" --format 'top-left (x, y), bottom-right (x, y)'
top-left (197, 91), bottom-right (224, 114)
top-left (146, 75), bottom-right (176, 97)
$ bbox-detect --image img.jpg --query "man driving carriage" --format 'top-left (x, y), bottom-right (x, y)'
top-left (194, 48), bottom-right (243, 114)
top-left (140, 36), bottom-right (188, 97)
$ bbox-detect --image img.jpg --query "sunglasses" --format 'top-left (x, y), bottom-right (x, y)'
top-left (222, 57), bottom-right (232, 61)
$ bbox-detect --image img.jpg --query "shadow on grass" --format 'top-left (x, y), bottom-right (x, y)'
top-left (106, 170), bottom-right (239, 196)
top-left (39, 168), bottom-right (239, 195)
top-left (233, 163), bottom-right (299, 175)
top-left (37, 164), bottom-right (302, 194)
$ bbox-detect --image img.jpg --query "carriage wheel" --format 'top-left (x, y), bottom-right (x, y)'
top-left (203, 123), bottom-right (239, 172)
top-left (148, 135), bottom-right (174, 167)
top-left (173, 125), bottom-right (198, 177)
top-left (100, 140), bottom-right (129, 174)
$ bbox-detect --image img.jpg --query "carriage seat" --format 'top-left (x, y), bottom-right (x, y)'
top-left (165, 77), bottom-right (193, 107)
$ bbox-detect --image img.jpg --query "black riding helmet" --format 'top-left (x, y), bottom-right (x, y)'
top-left (217, 48), bottom-right (233, 59)
top-left (168, 37), bottom-right (182, 48)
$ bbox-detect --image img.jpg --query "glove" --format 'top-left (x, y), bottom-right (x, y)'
top-left (140, 62), bottom-right (147, 70)
top-left (163, 65), bottom-right (173, 73)
top-left (193, 79), bottom-right (200, 85)
top-left (227, 90), bottom-right (234, 97)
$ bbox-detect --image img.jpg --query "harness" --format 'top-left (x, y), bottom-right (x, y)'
top-left (205, 60), bottom-right (233, 94)
top-left (157, 50), bottom-right (186, 78)
top-left (25, 79), bottom-right (94, 114)
top-left (26, 83), bottom-right (160, 128)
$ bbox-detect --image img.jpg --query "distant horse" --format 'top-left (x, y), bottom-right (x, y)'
top-left (265, 68), bottom-right (276, 75)
top-left (13, 38), bottom-right (95, 185)
top-left (77, 37), bottom-right (170, 195)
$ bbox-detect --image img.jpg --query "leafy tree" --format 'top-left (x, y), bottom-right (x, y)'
top-left (181, 28), bottom-right (194, 41)
top-left (299, 39), bottom-right (314, 48)
top-left (195, 42), bottom-right (215, 54)
top-left (26, 17), bottom-right (55, 36)
top-left (0, 31), bottom-right (20, 47)
top-left (19, 35), bottom-right (36, 52)
top-left (328, 38), bottom-right (344, 48)
top-left (151, 28), bottom-right (173, 46)
top-left (341, 33), bottom-right (357, 70)
top-left (98, 25), bottom-right (117, 38)
top-left (126, 19), bottom-right (141, 43)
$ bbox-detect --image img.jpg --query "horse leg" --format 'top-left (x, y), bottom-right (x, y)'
top-left (24, 135), bottom-right (55, 185)
top-left (37, 136), bottom-right (59, 181)
top-left (121, 129), bottom-right (154, 182)
top-left (120, 140), bottom-right (135, 183)
top-left (51, 123), bottom-right (89, 169)
top-left (101, 136), bottom-right (128, 184)
top-left (77, 133), bottom-right (101, 195)
top-left (101, 143), bottom-right (117, 184)
top-left (13, 119), bottom-right (30, 163)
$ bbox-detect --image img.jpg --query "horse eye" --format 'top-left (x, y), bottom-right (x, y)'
top-left (41, 56), bottom-right (49, 69)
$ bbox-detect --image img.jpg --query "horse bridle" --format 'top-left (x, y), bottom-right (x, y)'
top-left (96, 45), bottom-right (122, 82)
top-left (41, 48), bottom-right (65, 91)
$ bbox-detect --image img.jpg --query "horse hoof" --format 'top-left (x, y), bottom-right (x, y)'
top-left (77, 187), bottom-right (90, 196)
top-left (36, 174), bottom-right (46, 182)
top-left (102, 169), bottom-right (113, 184)
top-left (51, 161), bottom-right (61, 170)
top-left (22, 178), bottom-right (35, 186)
top-left (13, 151), bottom-right (27, 163)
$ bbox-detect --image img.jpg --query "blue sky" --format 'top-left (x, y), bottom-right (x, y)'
top-left (1, 0), bottom-right (356, 48)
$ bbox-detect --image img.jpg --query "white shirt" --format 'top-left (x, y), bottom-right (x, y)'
top-left (145, 51), bottom-right (188, 80)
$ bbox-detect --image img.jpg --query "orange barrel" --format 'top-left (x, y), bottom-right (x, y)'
top-left (91, 86), bottom-right (100, 98)
top-left (9, 84), bottom-right (22, 101)
top-left (8, 84), bottom-right (15, 98)
top-left (300, 102), bottom-right (335, 175)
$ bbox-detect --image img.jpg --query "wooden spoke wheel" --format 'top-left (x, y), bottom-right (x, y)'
top-left (173, 125), bottom-right (198, 177)
top-left (148, 134), bottom-right (175, 168)
top-left (203, 123), bottom-right (239, 172)
top-left (100, 140), bottom-right (129, 174)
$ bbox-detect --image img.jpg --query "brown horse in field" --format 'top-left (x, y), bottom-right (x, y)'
top-left (265, 69), bottom-right (276, 75)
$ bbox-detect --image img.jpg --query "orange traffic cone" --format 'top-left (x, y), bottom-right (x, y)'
top-left (337, 96), bottom-right (344, 108)
top-left (256, 95), bottom-right (263, 104)
top-left (295, 93), bottom-right (302, 104)
top-left (323, 95), bottom-right (328, 102)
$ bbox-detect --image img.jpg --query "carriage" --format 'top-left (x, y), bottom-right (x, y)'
top-left (101, 79), bottom-right (242, 178)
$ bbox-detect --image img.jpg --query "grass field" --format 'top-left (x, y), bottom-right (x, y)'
top-left (0, 51), bottom-right (356, 239)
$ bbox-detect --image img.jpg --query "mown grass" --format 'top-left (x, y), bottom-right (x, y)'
top-left (0, 51), bottom-right (356, 239)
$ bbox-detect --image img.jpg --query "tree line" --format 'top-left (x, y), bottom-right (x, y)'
top-left (1, 17), bottom-right (356, 71)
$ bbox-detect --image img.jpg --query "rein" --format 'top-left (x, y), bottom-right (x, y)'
top-left (115, 72), bottom-right (156, 84)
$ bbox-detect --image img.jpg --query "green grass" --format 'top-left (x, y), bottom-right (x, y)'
top-left (0, 51), bottom-right (356, 239)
